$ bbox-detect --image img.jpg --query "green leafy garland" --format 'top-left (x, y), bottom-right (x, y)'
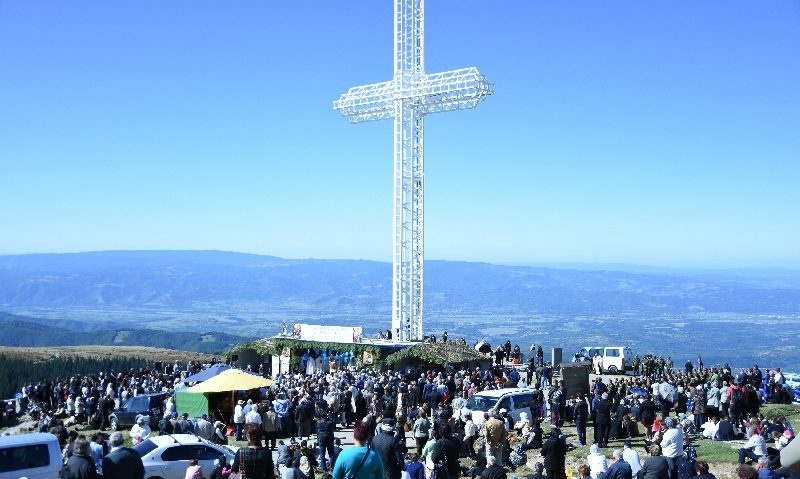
top-left (384, 342), bottom-right (486, 367)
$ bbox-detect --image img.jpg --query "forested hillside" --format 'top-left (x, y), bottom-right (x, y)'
top-left (0, 312), bottom-right (250, 353)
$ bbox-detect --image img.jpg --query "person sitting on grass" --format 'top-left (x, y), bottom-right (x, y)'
top-left (637, 445), bottom-right (668, 479)
top-left (738, 425), bottom-right (767, 464)
top-left (479, 455), bottom-right (507, 479)
top-left (587, 444), bottom-right (608, 479)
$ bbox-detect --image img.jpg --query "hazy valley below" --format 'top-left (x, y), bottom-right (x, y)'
top-left (1, 250), bottom-right (798, 370)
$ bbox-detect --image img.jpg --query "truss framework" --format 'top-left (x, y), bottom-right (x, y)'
top-left (334, 0), bottom-right (492, 342)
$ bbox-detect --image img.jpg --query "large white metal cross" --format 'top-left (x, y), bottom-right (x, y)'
top-left (334, 0), bottom-right (492, 342)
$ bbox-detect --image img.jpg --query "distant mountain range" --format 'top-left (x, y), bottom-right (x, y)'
top-left (0, 251), bottom-right (798, 368)
top-left (1, 250), bottom-right (798, 317)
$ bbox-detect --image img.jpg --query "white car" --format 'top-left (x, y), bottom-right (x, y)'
top-left (133, 434), bottom-right (237, 479)
top-left (466, 387), bottom-right (538, 426)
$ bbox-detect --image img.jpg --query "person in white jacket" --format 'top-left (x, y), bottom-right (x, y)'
top-left (738, 424), bottom-right (767, 464)
top-left (587, 444), bottom-right (608, 478)
top-left (234, 400), bottom-right (246, 441)
top-left (130, 415), bottom-right (152, 442)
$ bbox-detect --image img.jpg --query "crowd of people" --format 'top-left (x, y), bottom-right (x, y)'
top-left (2, 343), bottom-right (798, 479)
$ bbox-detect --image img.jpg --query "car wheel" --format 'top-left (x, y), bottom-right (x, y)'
top-left (109, 416), bottom-right (119, 431)
top-left (608, 366), bottom-right (618, 374)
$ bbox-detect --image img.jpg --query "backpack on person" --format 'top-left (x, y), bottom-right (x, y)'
top-left (731, 387), bottom-right (743, 407)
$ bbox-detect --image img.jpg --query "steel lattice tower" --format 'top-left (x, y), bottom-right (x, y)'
top-left (333, 0), bottom-right (492, 342)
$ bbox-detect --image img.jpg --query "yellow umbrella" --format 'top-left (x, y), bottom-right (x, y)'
top-left (186, 368), bottom-right (273, 393)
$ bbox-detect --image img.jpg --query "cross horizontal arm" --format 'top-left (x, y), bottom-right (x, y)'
top-left (414, 67), bottom-right (493, 116)
top-left (334, 67), bottom-right (492, 123)
top-left (333, 80), bottom-right (396, 123)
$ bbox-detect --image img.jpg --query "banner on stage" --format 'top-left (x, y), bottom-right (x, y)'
top-left (292, 323), bottom-right (363, 344)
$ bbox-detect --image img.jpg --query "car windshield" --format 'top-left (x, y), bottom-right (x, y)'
top-left (133, 439), bottom-right (159, 458)
top-left (466, 395), bottom-right (499, 412)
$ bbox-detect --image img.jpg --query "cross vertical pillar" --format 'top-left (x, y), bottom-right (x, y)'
top-left (334, 0), bottom-right (492, 342)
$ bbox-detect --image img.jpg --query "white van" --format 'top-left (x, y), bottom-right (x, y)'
top-left (573, 346), bottom-right (632, 374)
top-left (0, 432), bottom-right (62, 479)
top-left (466, 387), bottom-right (537, 425)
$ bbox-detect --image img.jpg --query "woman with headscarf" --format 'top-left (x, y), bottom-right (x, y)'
top-left (586, 444), bottom-right (608, 479)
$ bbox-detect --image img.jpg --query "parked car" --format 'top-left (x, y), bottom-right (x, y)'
top-left (134, 433), bottom-right (236, 479)
top-left (0, 432), bottom-right (62, 479)
top-left (109, 392), bottom-right (168, 431)
top-left (466, 387), bottom-right (537, 425)
top-left (572, 346), bottom-right (633, 374)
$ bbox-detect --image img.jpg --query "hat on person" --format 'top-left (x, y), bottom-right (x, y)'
top-left (172, 412), bottom-right (178, 418)
top-left (382, 417), bottom-right (396, 426)
top-left (201, 413), bottom-right (208, 419)
top-left (237, 400), bottom-right (245, 405)
top-left (182, 413), bottom-right (189, 418)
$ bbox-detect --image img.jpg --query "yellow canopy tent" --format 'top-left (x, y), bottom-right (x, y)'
top-left (186, 368), bottom-right (273, 393)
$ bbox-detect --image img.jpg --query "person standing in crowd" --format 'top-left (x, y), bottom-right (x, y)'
top-left (541, 429), bottom-right (567, 479)
top-left (373, 418), bottom-right (404, 479)
top-left (246, 402), bottom-right (263, 433)
top-left (412, 409), bottom-right (431, 456)
top-left (234, 399), bottom-right (246, 441)
top-left (63, 437), bottom-right (98, 479)
top-left (102, 432), bottom-right (145, 479)
top-left (232, 428), bottom-right (274, 479)
top-left (316, 410), bottom-right (336, 472)
top-left (332, 420), bottom-right (383, 479)
top-left (574, 394), bottom-right (589, 446)
top-left (640, 396), bottom-right (657, 442)
top-left (595, 393), bottom-right (613, 448)
top-left (195, 413), bottom-right (214, 441)
top-left (660, 417), bottom-right (684, 479)
top-left (484, 410), bottom-right (506, 467)
top-left (263, 404), bottom-right (279, 450)
top-left (464, 411), bottom-right (479, 459)
top-left (432, 423), bottom-right (461, 479)
top-left (405, 453), bottom-right (426, 479)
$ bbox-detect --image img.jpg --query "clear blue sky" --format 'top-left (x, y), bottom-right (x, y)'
top-left (1, 1), bottom-right (798, 268)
